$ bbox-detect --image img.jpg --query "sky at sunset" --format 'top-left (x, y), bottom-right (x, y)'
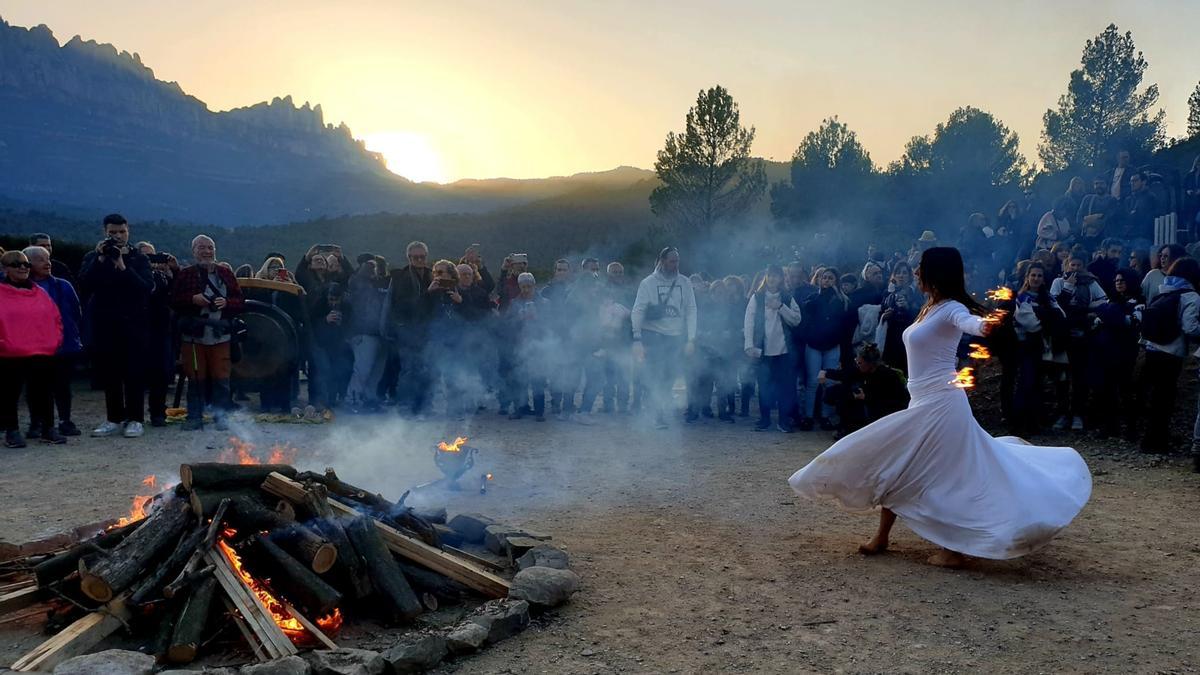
top-left (4, 0), bottom-right (1198, 183)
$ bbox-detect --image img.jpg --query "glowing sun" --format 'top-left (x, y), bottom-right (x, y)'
top-left (362, 131), bottom-right (449, 184)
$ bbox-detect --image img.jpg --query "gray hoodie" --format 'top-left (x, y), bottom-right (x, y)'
top-left (631, 268), bottom-right (697, 341)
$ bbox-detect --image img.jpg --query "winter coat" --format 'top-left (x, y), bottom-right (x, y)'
top-left (801, 287), bottom-right (851, 351)
top-left (0, 282), bottom-right (63, 358)
top-left (1143, 276), bottom-right (1200, 358)
top-left (347, 270), bottom-right (389, 337)
top-left (33, 275), bottom-right (82, 355)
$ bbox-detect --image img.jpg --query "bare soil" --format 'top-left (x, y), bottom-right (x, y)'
top-left (2, 379), bottom-right (1199, 673)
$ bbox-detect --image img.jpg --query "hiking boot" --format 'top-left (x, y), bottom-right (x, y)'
top-left (58, 420), bottom-right (81, 436)
top-left (5, 430), bottom-right (26, 448)
top-left (41, 427), bottom-right (67, 445)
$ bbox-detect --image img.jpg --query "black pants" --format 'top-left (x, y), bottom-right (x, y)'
top-left (30, 355), bottom-right (74, 431)
top-left (1054, 338), bottom-right (1091, 421)
top-left (825, 382), bottom-right (867, 434)
top-left (1010, 338), bottom-right (1047, 436)
top-left (1, 356), bottom-right (54, 432)
top-left (1140, 350), bottom-right (1183, 451)
top-left (756, 353), bottom-right (796, 425)
top-left (94, 337), bottom-right (147, 424)
top-left (146, 334), bottom-right (173, 423)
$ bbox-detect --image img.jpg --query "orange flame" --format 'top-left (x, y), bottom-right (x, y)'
top-left (968, 343), bottom-right (991, 360)
top-left (116, 475), bottom-right (161, 526)
top-left (141, 475), bottom-right (157, 488)
top-left (219, 437), bottom-right (298, 466)
top-left (486, 473), bottom-right (493, 481)
top-left (983, 309), bottom-right (1008, 325)
top-left (987, 287), bottom-right (1014, 301)
top-left (949, 367), bottom-right (976, 389)
top-left (437, 436), bottom-right (469, 453)
top-left (218, 533), bottom-right (341, 642)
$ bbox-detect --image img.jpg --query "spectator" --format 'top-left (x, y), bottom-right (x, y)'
top-left (1055, 177), bottom-right (1088, 230)
top-left (234, 264), bottom-right (253, 278)
top-left (23, 245), bottom-right (81, 439)
top-left (296, 246), bottom-right (336, 296)
top-left (1184, 155), bottom-right (1200, 233)
top-left (1004, 262), bottom-right (1063, 437)
top-left (1122, 170), bottom-right (1158, 243)
top-left (1049, 254), bottom-right (1108, 432)
top-left (1087, 238), bottom-right (1124, 297)
top-left (136, 242), bottom-right (178, 427)
top-left (1128, 249), bottom-right (1151, 277)
top-left (1137, 257), bottom-right (1200, 453)
top-left (345, 260), bottom-right (389, 413)
top-left (1035, 202), bottom-right (1072, 251)
top-left (1, 251), bottom-right (64, 447)
top-left (1077, 178), bottom-right (1120, 238)
top-left (1091, 267), bottom-right (1143, 440)
top-left (878, 261), bottom-right (923, 373)
top-left (389, 241), bottom-right (434, 417)
top-left (541, 259), bottom-right (578, 419)
top-left (1107, 150), bottom-right (1133, 201)
top-left (957, 212), bottom-right (992, 266)
top-left (507, 272), bottom-right (549, 421)
top-left (78, 214), bottom-right (154, 439)
top-left (256, 256), bottom-right (297, 284)
top-left (817, 342), bottom-right (909, 440)
top-left (631, 247), bottom-right (698, 430)
top-left (308, 282), bottom-right (352, 412)
top-left (459, 245), bottom-right (495, 295)
top-left (908, 231), bottom-right (938, 268)
top-left (801, 267), bottom-right (852, 430)
top-left (28, 233), bottom-right (75, 287)
top-left (171, 235), bottom-right (245, 431)
top-left (743, 265), bottom-right (802, 432)
top-left (497, 253), bottom-right (528, 310)
top-left (1143, 244), bottom-right (1186, 302)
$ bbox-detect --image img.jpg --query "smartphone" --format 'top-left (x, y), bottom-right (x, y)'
top-left (148, 253), bottom-right (170, 264)
top-left (437, 277), bottom-right (456, 289)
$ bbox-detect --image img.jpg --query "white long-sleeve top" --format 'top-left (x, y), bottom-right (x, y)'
top-left (743, 292), bottom-right (802, 356)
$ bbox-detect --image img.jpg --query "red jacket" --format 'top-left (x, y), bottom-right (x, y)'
top-left (170, 265), bottom-right (245, 317)
top-left (0, 283), bottom-right (63, 358)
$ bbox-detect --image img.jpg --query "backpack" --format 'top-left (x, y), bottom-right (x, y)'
top-left (1141, 290), bottom-right (1183, 344)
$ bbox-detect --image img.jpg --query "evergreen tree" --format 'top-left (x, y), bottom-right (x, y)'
top-left (770, 116), bottom-right (875, 224)
top-left (1188, 81), bottom-right (1200, 139)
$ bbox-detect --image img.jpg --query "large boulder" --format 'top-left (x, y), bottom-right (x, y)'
top-left (304, 648), bottom-right (386, 675)
top-left (240, 655), bottom-right (312, 675)
top-left (508, 566), bottom-right (579, 608)
top-left (382, 633), bottom-right (447, 674)
top-left (467, 598), bottom-right (530, 643)
top-left (53, 650), bottom-right (155, 675)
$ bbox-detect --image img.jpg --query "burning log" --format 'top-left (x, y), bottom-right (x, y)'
top-left (162, 498), bottom-right (230, 599)
top-left (262, 472), bottom-right (510, 598)
top-left (242, 535), bottom-right (342, 618)
top-left (167, 575), bottom-right (218, 664)
top-left (79, 497), bottom-right (193, 603)
top-left (204, 548), bottom-right (298, 660)
top-left (179, 463), bottom-right (298, 491)
top-left (343, 515), bottom-right (422, 622)
top-left (298, 484), bottom-right (372, 600)
top-left (193, 490), bottom-right (337, 574)
top-left (33, 520), bottom-right (141, 588)
top-left (129, 527), bottom-right (205, 605)
top-left (297, 469), bottom-right (439, 547)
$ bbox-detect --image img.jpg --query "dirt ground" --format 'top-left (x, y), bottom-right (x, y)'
top-left (2, 379), bottom-right (1199, 674)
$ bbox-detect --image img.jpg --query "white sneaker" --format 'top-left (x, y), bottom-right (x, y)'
top-left (572, 413), bottom-right (596, 426)
top-left (91, 421), bottom-right (122, 437)
top-left (122, 421), bottom-right (144, 438)
top-left (1071, 417), bottom-right (1084, 432)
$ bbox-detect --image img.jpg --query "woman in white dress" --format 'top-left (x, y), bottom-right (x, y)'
top-left (788, 247), bottom-right (1092, 567)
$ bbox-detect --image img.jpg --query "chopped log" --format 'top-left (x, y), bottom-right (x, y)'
top-left (151, 597), bottom-right (181, 661)
top-left (129, 527), bottom-right (205, 605)
top-left (299, 470), bottom-right (439, 546)
top-left (242, 536), bottom-right (342, 617)
top-left (280, 600), bottom-right (337, 650)
top-left (343, 515), bottom-right (421, 622)
top-left (0, 586), bottom-right (43, 616)
top-left (162, 498), bottom-right (229, 599)
top-left (79, 498), bottom-right (192, 602)
top-left (9, 597), bottom-right (130, 672)
top-left (270, 526), bottom-right (337, 575)
top-left (263, 472), bottom-right (509, 598)
top-left (205, 549), bottom-right (297, 659)
top-left (179, 463), bottom-right (297, 491)
top-left (394, 560), bottom-right (474, 601)
top-left (34, 520), bottom-right (140, 588)
top-left (167, 576), bottom-right (218, 664)
top-left (298, 485), bottom-right (371, 600)
top-left (205, 491), bottom-right (336, 574)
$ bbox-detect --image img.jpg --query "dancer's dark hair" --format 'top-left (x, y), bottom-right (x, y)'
top-left (916, 247), bottom-right (986, 317)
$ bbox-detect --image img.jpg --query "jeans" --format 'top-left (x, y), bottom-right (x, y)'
top-left (348, 335), bottom-right (386, 407)
top-left (642, 331), bottom-right (686, 420)
top-left (601, 350), bottom-right (630, 411)
top-left (804, 345), bottom-right (841, 419)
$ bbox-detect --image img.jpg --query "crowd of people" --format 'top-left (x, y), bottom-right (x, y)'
top-left (2, 151), bottom-right (1200, 470)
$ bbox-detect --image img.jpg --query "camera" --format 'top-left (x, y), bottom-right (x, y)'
top-left (148, 253), bottom-right (170, 264)
top-left (101, 237), bottom-right (122, 257)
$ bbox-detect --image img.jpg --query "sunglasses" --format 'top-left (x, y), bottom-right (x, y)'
top-left (4, 261), bottom-right (31, 269)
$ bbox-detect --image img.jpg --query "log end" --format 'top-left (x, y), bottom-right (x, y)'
top-left (79, 573), bottom-right (113, 603)
top-left (311, 544), bottom-right (338, 575)
top-left (167, 643), bottom-right (197, 664)
top-left (179, 464), bottom-right (194, 491)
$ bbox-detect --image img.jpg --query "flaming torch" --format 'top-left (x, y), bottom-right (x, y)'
top-left (986, 287), bottom-right (1014, 302)
top-left (949, 367), bottom-right (976, 389)
top-left (968, 343), bottom-right (991, 360)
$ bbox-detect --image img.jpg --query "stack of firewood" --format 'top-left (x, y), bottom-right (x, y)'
top-left (0, 463), bottom-right (511, 671)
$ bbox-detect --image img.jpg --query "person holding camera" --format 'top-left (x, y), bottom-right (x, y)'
top-left (631, 247), bottom-right (698, 430)
top-left (816, 342), bottom-right (909, 440)
top-left (170, 235), bottom-right (245, 431)
top-left (78, 214), bottom-right (155, 438)
top-left (138, 242), bottom-right (180, 426)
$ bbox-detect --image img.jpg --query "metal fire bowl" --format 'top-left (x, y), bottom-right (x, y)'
top-left (434, 445), bottom-right (477, 482)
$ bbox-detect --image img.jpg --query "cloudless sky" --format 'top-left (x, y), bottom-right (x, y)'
top-left (3, 0), bottom-right (1198, 182)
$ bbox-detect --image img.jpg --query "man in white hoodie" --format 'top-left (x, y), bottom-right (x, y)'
top-left (631, 247), bottom-right (697, 429)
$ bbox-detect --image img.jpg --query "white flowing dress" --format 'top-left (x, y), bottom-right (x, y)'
top-left (788, 300), bottom-right (1092, 559)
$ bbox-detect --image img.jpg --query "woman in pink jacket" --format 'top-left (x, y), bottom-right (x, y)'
top-left (0, 251), bottom-right (64, 448)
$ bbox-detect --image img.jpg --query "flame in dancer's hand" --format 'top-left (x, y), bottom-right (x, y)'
top-left (987, 287), bottom-right (1014, 301)
top-left (949, 367), bottom-right (976, 389)
top-left (968, 343), bottom-right (991, 360)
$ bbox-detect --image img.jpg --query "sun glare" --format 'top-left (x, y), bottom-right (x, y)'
top-left (362, 131), bottom-right (449, 184)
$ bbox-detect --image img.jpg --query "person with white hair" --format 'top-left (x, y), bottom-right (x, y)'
top-left (170, 235), bottom-right (245, 430)
top-left (504, 272), bottom-right (549, 421)
top-left (23, 245), bottom-right (81, 440)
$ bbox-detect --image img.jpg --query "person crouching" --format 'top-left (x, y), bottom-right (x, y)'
top-left (170, 236), bottom-right (244, 431)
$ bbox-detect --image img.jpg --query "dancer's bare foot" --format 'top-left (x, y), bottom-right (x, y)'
top-left (927, 549), bottom-right (966, 568)
top-left (858, 537), bottom-right (889, 555)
